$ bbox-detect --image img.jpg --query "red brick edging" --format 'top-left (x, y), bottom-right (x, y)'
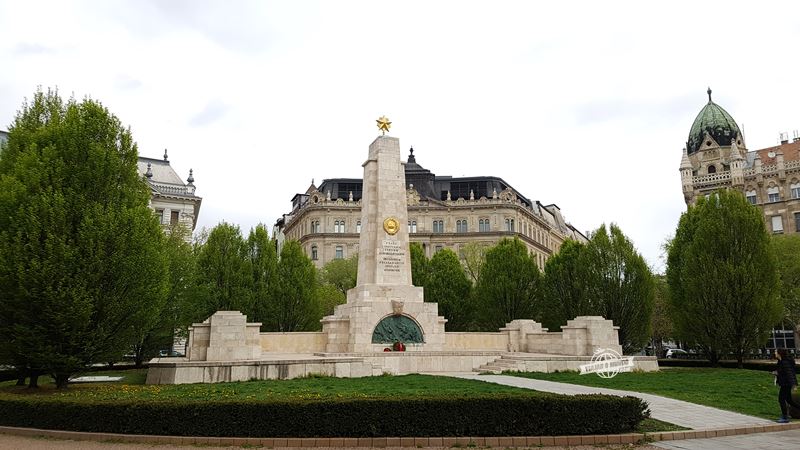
top-left (2, 423), bottom-right (800, 447)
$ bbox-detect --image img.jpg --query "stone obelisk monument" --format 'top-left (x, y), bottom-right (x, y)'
top-left (321, 117), bottom-right (446, 353)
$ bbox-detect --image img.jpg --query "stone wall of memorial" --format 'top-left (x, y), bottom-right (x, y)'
top-left (260, 332), bottom-right (327, 353)
top-left (443, 332), bottom-right (508, 351)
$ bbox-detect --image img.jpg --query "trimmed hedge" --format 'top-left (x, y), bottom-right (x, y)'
top-left (657, 359), bottom-right (777, 372)
top-left (0, 393), bottom-right (648, 437)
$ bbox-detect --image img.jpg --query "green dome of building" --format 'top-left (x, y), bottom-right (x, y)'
top-left (686, 88), bottom-right (741, 155)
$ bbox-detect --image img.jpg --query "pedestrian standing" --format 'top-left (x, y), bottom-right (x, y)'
top-left (775, 348), bottom-right (800, 423)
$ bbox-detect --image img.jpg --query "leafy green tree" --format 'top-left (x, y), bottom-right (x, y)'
top-left (271, 240), bottom-right (320, 331)
top-left (410, 243), bottom-right (429, 289)
top-left (247, 224), bottom-right (278, 327)
top-left (667, 190), bottom-right (781, 366)
top-left (650, 275), bottom-right (673, 358)
top-left (474, 238), bottom-right (541, 330)
top-left (316, 283), bottom-right (345, 317)
top-left (771, 235), bottom-right (800, 328)
top-left (541, 239), bottom-right (589, 331)
top-left (427, 249), bottom-right (473, 330)
top-left (460, 242), bottom-right (489, 284)
top-left (582, 224), bottom-right (654, 354)
top-left (321, 254), bottom-right (358, 297)
top-left (194, 222), bottom-right (254, 318)
top-left (0, 89), bottom-right (168, 388)
top-left (132, 225), bottom-right (196, 366)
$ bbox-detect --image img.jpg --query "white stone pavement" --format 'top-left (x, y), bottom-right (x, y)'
top-left (451, 374), bottom-right (772, 430)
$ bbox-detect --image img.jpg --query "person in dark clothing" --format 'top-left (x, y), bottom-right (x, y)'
top-left (774, 348), bottom-right (800, 423)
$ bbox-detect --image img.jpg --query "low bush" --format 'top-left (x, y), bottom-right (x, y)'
top-left (0, 392), bottom-right (648, 437)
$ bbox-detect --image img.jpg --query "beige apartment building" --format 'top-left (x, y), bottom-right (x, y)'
top-left (276, 148), bottom-right (587, 269)
top-left (137, 149), bottom-right (202, 239)
top-left (680, 89), bottom-right (800, 235)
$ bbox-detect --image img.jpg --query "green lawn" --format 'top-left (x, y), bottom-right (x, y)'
top-left (2, 372), bottom-right (547, 403)
top-left (511, 367), bottom-right (780, 419)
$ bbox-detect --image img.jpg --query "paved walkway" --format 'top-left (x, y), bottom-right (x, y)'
top-left (654, 428), bottom-right (800, 449)
top-left (453, 374), bottom-right (772, 430)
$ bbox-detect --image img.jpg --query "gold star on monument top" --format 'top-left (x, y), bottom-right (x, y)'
top-left (376, 116), bottom-right (391, 135)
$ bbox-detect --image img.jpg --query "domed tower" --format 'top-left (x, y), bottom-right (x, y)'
top-left (680, 88), bottom-right (746, 204)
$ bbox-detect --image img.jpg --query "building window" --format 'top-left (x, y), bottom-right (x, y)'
top-left (772, 216), bottom-right (784, 234)
top-left (707, 165), bottom-right (716, 174)
top-left (433, 220), bottom-right (444, 233)
top-left (745, 190), bottom-right (757, 205)
top-left (790, 183), bottom-right (800, 199)
top-left (408, 220), bottom-right (417, 233)
top-left (311, 245), bottom-right (318, 260)
top-left (505, 218), bottom-right (515, 232)
top-left (156, 209), bottom-right (164, 224)
top-left (311, 220), bottom-right (321, 233)
top-left (456, 219), bottom-right (467, 233)
top-left (356, 220), bottom-right (361, 233)
top-left (766, 321), bottom-right (796, 350)
top-left (795, 212), bottom-right (800, 232)
top-left (768, 186), bottom-right (780, 203)
top-left (479, 218), bottom-right (490, 232)
top-left (435, 244), bottom-right (443, 253)
top-left (335, 245), bottom-right (344, 259)
top-left (334, 220), bottom-right (346, 233)
top-left (170, 210), bottom-right (179, 225)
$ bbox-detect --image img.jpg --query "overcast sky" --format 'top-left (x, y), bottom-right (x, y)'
top-left (2, 1), bottom-right (799, 272)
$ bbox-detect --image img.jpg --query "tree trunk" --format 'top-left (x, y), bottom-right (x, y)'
top-left (54, 373), bottom-right (70, 389)
top-left (707, 350), bottom-right (720, 367)
top-left (27, 373), bottom-right (39, 389)
top-left (16, 375), bottom-right (26, 386)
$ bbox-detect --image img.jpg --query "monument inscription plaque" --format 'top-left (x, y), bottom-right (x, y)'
top-left (378, 239), bottom-right (404, 273)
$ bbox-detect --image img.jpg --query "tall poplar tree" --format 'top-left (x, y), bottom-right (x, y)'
top-left (247, 224), bottom-right (278, 327)
top-left (582, 224), bottom-right (654, 354)
top-left (426, 249), bottom-right (473, 330)
top-left (409, 243), bottom-right (429, 290)
top-left (194, 222), bottom-right (254, 318)
top-left (541, 239), bottom-right (589, 331)
top-left (0, 89), bottom-right (168, 388)
top-left (667, 189), bottom-right (781, 366)
top-left (272, 240), bottom-right (319, 331)
top-left (474, 238), bottom-right (541, 329)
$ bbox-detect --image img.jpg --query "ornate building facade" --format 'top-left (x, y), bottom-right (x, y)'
top-left (276, 148), bottom-right (587, 269)
top-left (680, 89), bottom-right (800, 235)
top-left (136, 149), bottom-right (202, 237)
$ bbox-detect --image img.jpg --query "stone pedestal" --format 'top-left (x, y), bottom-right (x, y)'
top-left (560, 316), bottom-right (622, 356)
top-left (321, 135), bottom-right (446, 353)
top-left (187, 311), bottom-right (262, 361)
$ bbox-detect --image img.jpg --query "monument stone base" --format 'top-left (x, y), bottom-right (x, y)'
top-left (321, 284), bottom-right (447, 353)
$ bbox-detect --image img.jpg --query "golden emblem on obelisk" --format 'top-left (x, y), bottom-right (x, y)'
top-left (383, 217), bottom-right (399, 235)
top-left (376, 116), bottom-right (391, 135)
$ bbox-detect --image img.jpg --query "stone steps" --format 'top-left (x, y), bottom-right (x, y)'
top-left (475, 355), bottom-right (527, 374)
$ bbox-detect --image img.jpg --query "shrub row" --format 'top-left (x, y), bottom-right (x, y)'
top-left (657, 359), bottom-right (777, 372)
top-left (0, 393), bottom-right (648, 437)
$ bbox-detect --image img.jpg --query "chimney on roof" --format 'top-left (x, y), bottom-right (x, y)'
top-left (780, 132), bottom-right (789, 145)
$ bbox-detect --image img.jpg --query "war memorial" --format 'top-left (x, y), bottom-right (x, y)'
top-left (147, 119), bottom-right (657, 385)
